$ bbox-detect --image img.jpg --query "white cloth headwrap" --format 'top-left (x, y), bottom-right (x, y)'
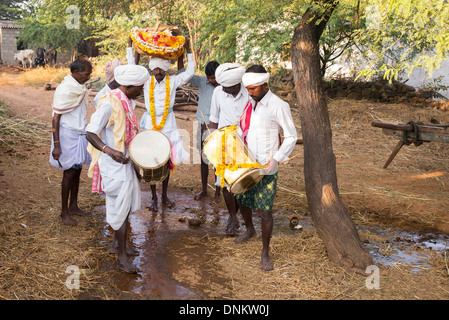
top-left (215, 63), bottom-right (246, 87)
top-left (242, 72), bottom-right (270, 87)
top-left (105, 60), bottom-right (124, 83)
top-left (148, 57), bottom-right (171, 71)
top-left (114, 64), bottom-right (149, 86)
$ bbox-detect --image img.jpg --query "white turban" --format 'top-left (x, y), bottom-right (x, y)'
top-left (215, 63), bottom-right (246, 87)
top-left (148, 57), bottom-right (171, 71)
top-left (114, 64), bottom-right (150, 86)
top-left (242, 72), bottom-right (270, 87)
top-left (105, 60), bottom-right (124, 83)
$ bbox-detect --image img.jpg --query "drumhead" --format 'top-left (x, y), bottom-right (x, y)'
top-left (229, 168), bottom-right (265, 195)
top-left (129, 130), bottom-right (171, 169)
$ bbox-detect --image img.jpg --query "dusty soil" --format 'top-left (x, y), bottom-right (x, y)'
top-left (1, 65), bottom-right (449, 301)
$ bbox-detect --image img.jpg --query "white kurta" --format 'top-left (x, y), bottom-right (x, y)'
top-left (94, 84), bottom-right (111, 107)
top-left (86, 98), bottom-right (141, 231)
top-left (244, 90), bottom-right (298, 175)
top-left (127, 48), bottom-right (195, 165)
top-left (209, 84), bottom-right (249, 187)
top-left (209, 84), bottom-right (249, 129)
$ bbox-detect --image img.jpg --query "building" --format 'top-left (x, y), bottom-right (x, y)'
top-left (0, 20), bottom-right (24, 65)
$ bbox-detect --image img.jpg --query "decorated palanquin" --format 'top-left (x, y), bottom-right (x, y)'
top-left (129, 27), bottom-right (186, 60)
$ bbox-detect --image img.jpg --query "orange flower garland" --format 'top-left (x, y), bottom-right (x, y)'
top-left (149, 75), bottom-right (171, 131)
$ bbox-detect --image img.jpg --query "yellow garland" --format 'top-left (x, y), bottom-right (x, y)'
top-left (215, 125), bottom-right (264, 188)
top-left (149, 75), bottom-right (170, 131)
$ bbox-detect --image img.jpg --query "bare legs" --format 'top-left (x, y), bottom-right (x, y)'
top-left (223, 188), bottom-right (240, 235)
top-left (235, 200), bottom-right (274, 271)
top-left (115, 213), bottom-right (140, 273)
top-left (148, 173), bottom-right (175, 212)
top-left (60, 167), bottom-right (88, 226)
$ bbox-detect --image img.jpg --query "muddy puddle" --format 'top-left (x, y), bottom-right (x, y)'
top-left (94, 187), bottom-right (449, 299)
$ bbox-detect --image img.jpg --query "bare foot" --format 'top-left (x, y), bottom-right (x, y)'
top-left (225, 216), bottom-right (240, 236)
top-left (147, 199), bottom-right (158, 212)
top-left (261, 253), bottom-right (273, 272)
top-left (110, 241), bottom-right (139, 256)
top-left (194, 190), bottom-right (207, 200)
top-left (117, 257), bottom-right (140, 274)
top-left (162, 196), bottom-right (175, 208)
top-left (211, 193), bottom-right (221, 206)
top-left (69, 207), bottom-right (90, 216)
top-left (234, 229), bottom-right (256, 244)
top-left (61, 212), bottom-right (78, 226)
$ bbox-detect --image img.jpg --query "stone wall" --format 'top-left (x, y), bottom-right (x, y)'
top-left (0, 21), bottom-right (22, 65)
top-left (270, 70), bottom-right (449, 111)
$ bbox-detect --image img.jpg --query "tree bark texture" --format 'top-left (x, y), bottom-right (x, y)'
top-left (291, 1), bottom-right (373, 270)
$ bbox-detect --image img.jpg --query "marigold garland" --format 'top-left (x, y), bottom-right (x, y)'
top-left (215, 125), bottom-right (264, 188)
top-left (149, 75), bottom-right (170, 131)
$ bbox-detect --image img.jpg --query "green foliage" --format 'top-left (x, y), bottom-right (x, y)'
top-left (0, 0), bottom-right (24, 20)
top-left (353, 0), bottom-right (449, 82)
top-left (10, 0), bottom-right (449, 83)
top-left (92, 11), bottom-right (158, 59)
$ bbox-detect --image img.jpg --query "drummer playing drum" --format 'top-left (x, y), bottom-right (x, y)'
top-left (235, 65), bottom-right (298, 271)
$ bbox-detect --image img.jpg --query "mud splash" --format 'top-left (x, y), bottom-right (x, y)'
top-left (96, 186), bottom-right (231, 299)
top-left (95, 187), bottom-right (449, 299)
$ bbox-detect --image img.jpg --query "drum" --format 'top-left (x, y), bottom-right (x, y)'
top-left (203, 126), bottom-right (264, 195)
top-left (129, 130), bottom-right (171, 183)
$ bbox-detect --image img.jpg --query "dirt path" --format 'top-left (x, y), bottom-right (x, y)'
top-left (1, 66), bottom-right (449, 301)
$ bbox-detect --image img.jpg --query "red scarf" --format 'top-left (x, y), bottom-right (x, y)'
top-left (240, 100), bottom-right (253, 144)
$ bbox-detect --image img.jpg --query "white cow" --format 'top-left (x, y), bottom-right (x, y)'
top-left (14, 49), bottom-right (34, 68)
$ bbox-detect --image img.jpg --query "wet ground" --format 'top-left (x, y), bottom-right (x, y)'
top-left (94, 187), bottom-right (449, 299)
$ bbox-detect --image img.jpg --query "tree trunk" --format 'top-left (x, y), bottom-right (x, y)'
top-left (291, 1), bottom-right (373, 270)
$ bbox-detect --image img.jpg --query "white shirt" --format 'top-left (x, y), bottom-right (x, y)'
top-left (86, 96), bottom-right (137, 182)
top-left (58, 99), bottom-right (87, 134)
top-left (209, 84), bottom-right (249, 129)
top-left (94, 84), bottom-right (112, 107)
top-left (245, 90), bottom-right (297, 167)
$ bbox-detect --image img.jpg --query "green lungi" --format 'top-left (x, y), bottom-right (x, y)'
top-left (236, 173), bottom-right (278, 212)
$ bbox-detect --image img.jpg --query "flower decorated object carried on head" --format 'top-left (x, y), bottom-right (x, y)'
top-left (130, 27), bottom-right (185, 60)
top-left (214, 126), bottom-right (264, 188)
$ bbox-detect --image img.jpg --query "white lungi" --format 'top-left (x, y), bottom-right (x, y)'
top-left (49, 126), bottom-right (91, 171)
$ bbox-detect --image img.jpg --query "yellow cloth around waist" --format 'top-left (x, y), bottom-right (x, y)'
top-left (87, 93), bottom-right (127, 178)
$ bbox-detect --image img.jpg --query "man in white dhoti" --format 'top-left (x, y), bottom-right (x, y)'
top-left (127, 37), bottom-right (195, 211)
top-left (94, 59), bottom-right (124, 107)
top-left (50, 59), bottom-right (92, 226)
top-left (209, 63), bottom-right (249, 235)
top-left (236, 65), bottom-right (298, 271)
top-left (86, 64), bottom-right (150, 273)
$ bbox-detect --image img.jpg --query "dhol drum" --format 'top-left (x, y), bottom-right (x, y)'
top-left (129, 130), bottom-right (171, 184)
top-left (203, 126), bottom-right (264, 195)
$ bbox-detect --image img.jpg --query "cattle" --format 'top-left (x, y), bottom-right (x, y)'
top-left (14, 49), bottom-right (34, 68)
top-left (45, 47), bottom-right (57, 66)
top-left (34, 47), bottom-right (46, 67)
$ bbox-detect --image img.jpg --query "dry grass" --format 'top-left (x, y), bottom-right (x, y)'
top-left (0, 62), bottom-right (106, 89)
top-left (1, 89), bottom-right (449, 300)
top-left (0, 102), bottom-right (122, 300)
